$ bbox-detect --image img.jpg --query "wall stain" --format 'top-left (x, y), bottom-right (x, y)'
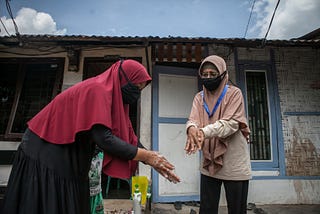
top-left (286, 128), bottom-right (320, 176)
top-left (293, 180), bottom-right (303, 203)
top-left (293, 180), bottom-right (313, 203)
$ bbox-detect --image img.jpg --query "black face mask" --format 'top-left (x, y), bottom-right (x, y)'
top-left (121, 82), bottom-right (141, 104)
top-left (119, 60), bottom-right (141, 104)
top-left (201, 71), bottom-right (226, 91)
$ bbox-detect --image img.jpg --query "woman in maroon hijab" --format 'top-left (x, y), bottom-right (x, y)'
top-left (2, 59), bottom-right (180, 214)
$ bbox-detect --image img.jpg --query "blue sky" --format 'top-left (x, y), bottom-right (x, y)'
top-left (1, 0), bottom-right (320, 39)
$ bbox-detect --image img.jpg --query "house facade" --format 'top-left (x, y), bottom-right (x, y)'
top-left (0, 33), bottom-right (319, 205)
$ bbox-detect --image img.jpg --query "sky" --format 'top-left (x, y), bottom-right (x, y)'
top-left (0, 0), bottom-right (320, 40)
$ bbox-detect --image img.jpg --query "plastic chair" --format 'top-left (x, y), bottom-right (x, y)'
top-left (105, 176), bottom-right (131, 198)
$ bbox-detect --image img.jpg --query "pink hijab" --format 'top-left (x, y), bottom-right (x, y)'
top-left (28, 59), bottom-right (151, 179)
top-left (188, 55), bottom-right (250, 175)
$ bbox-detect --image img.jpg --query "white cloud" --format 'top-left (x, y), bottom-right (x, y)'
top-left (0, 7), bottom-right (67, 36)
top-left (250, 0), bottom-right (320, 39)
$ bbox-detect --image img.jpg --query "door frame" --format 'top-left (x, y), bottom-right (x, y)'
top-left (152, 65), bottom-right (200, 202)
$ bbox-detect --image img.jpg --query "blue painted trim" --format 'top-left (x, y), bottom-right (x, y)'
top-left (155, 195), bottom-right (200, 203)
top-left (158, 117), bottom-right (188, 124)
top-left (234, 48), bottom-right (242, 90)
top-left (234, 48), bottom-right (239, 79)
top-left (250, 162), bottom-right (278, 168)
top-left (270, 49), bottom-right (286, 177)
top-left (151, 67), bottom-right (160, 202)
top-left (252, 176), bottom-right (320, 180)
top-left (268, 61), bottom-right (280, 169)
top-left (252, 168), bottom-right (279, 171)
top-left (283, 112), bottom-right (320, 116)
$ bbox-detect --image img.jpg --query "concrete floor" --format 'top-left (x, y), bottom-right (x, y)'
top-left (103, 199), bottom-right (320, 214)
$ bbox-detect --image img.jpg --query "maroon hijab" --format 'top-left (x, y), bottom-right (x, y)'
top-left (28, 59), bottom-right (151, 179)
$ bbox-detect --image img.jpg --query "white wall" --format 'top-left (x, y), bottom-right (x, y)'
top-left (0, 142), bottom-right (20, 186)
top-left (216, 179), bottom-right (320, 205)
top-left (247, 179), bottom-right (320, 204)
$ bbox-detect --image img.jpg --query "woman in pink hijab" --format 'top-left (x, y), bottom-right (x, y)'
top-left (186, 55), bottom-right (251, 214)
top-left (2, 59), bottom-right (180, 214)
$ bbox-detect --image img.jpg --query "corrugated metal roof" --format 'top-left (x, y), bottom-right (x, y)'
top-left (296, 28), bottom-right (320, 40)
top-left (0, 34), bottom-right (319, 47)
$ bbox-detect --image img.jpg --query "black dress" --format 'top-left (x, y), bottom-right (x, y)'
top-left (1, 125), bottom-right (139, 214)
top-left (1, 128), bottom-right (95, 214)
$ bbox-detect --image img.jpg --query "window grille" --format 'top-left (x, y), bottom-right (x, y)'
top-left (246, 71), bottom-right (271, 160)
top-left (0, 58), bottom-right (63, 140)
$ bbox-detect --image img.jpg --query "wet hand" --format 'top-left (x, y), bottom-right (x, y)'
top-left (144, 151), bottom-right (181, 183)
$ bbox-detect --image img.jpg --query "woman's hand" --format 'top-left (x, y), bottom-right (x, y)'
top-left (136, 149), bottom-right (181, 183)
top-left (144, 151), bottom-right (181, 183)
top-left (185, 126), bottom-right (202, 155)
top-left (197, 129), bottom-right (205, 146)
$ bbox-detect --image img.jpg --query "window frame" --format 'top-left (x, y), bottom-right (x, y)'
top-left (0, 58), bottom-right (64, 140)
top-left (237, 61), bottom-right (280, 169)
top-left (152, 64), bottom-right (200, 203)
top-left (245, 70), bottom-right (272, 161)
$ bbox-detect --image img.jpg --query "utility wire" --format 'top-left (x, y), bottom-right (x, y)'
top-left (261, 0), bottom-right (281, 46)
top-left (5, 0), bottom-right (21, 37)
top-left (0, 17), bottom-right (11, 36)
top-left (244, 0), bottom-right (256, 38)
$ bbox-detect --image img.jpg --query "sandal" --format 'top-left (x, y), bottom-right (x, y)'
top-left (247, 202), bottom-right (256, 210)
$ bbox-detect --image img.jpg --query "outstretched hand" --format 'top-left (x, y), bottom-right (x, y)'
top-left (185, 126), bottom-right (204, 155)
top-left (197, 129), bottom-right (205, 144)
top-left (144, 151), bottom-right (181, 183)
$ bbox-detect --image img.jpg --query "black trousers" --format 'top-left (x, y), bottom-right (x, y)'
top-left (199, 174), bottom-right (249, 214)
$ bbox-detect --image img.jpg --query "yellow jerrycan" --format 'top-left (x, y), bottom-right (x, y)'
top-left (131, 176), bottom-right (149, 205)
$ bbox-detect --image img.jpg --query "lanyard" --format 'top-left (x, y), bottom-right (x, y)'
top-left (201, 85), bottom-right (228, 118)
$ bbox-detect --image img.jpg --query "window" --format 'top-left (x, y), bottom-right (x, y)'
top-left (246, 71), bottom-right (271, 160)
top-left (0, 58), bottom-right (64, 140)
top-left (238, 63), bottom-right (279, 169)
